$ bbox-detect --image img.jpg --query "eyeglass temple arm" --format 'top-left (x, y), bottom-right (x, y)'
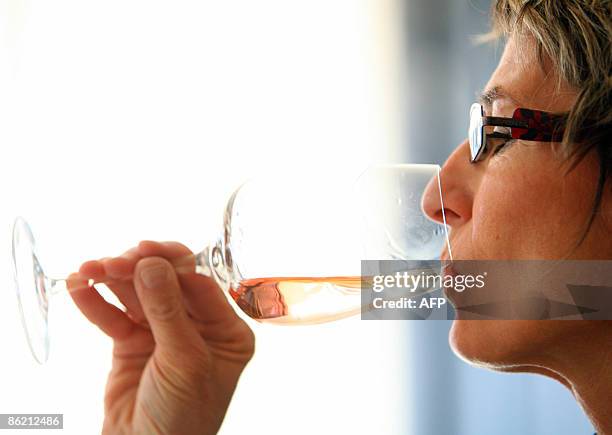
top-left (483, 115), bottom-right (528, 129)
top-left (486, 131), bottom-right (512, 140)
top-left (482, 116), bottom-right (526, 142)
top-left (483, 112), bottom-right (565, 142)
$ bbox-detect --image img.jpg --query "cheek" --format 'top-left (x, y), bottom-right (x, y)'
top-left (470, 147), bottom-right (596, 259)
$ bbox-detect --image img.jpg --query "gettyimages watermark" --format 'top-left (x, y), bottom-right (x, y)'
top-left (361, 260), bottom-right (612, 320)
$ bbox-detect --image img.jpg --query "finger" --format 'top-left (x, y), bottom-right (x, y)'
top-left (78, 256), bottom-right (145, 323)
top-left (178, 273), bottom-right (240, 325)
top-left (101, 249), bottom-right (148, 324)
top-left (67, 273), bottom-right (135, 339)
top-left (79, 260), bottom-right (106, 282)
top-left (133, 257), bottom-right (201, 353)
top-left (137, 241), bottom-right (196, 273)
top-left (104, 247), bottom-right (140, 279)
top-left (103, 278), bottom-right (147, 325)
top-left (79, 256), bottom-right (116, 282)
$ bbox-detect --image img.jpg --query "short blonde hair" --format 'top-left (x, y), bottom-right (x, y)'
top-left (491, 0), bottom-right (611, 237)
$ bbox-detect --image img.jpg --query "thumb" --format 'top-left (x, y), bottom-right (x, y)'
top-left (134, 256), bottom-right (200, 353)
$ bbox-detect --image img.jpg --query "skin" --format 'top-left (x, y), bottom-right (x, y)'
top-left (70, 33), bottom-right (610, 435)
top-left (69, 241), bottom-right (254, 435)
top-left (422, 34), bottom-right (612, 433)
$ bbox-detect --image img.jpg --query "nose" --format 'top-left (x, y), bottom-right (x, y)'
top-left (422, 140), bottom-right (474, 228)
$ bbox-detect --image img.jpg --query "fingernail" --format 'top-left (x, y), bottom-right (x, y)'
top-left (140, 263), bottom-right (169, 289)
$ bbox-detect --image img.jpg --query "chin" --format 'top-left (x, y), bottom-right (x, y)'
top-left (448, 320), bottom-right (559, 370)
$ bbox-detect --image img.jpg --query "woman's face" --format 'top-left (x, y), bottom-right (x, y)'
top-left (423, 34), bottom-right (612, 369)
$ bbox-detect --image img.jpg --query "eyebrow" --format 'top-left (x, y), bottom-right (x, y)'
top-left (478, 86), bottom-right (505, 106)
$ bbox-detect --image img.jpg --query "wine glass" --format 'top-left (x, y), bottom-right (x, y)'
top-left (11, 164), bottom-right (451, 364)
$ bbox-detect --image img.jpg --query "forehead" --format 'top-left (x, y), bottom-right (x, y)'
top-left (485, 35), bottom-right (576, 112)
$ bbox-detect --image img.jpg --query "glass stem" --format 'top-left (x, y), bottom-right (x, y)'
top-left (48, 278), bottom-right (67, 296)
top-left (45, 240), bottom-right (230, 297)
top-left (48, 277), bottom-right (96, 296)
top-left (194, 239), bottom-right (230, 291)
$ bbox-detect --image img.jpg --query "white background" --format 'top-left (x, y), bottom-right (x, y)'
top-left (0, 1), bottom-right (412, 434)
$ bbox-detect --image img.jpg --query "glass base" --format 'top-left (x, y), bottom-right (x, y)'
top-left (11, 217), bottom-right (50, 364)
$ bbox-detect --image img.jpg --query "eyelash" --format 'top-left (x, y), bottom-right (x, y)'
top-left (489, 126), bottom-right (514, 157)
top-left (492, 138), bottom-right (515, 156)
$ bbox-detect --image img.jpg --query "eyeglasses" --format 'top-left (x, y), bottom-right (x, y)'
top-left (468, 103), bottom-right (566, 163)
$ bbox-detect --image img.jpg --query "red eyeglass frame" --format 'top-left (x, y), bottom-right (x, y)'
top-left (470, 103), bottom-right (567, 162)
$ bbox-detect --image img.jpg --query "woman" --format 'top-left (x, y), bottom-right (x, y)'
top-left (69, 1), bottom-right (612, 433)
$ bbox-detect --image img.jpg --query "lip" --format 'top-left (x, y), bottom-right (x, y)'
top-left (440, 260), bottom-right (459, 303)
top-left (440, 236), bottom-right (456, 262)
top-left (442, 262), bottom-right (457, 276)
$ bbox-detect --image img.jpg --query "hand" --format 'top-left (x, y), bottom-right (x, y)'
top-left (69, 241), bottom-right (255, 435)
